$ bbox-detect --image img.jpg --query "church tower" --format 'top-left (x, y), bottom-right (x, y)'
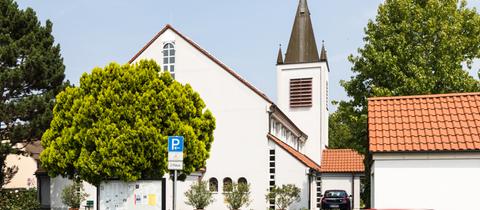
top-left (276, 0), bottom-right (329, 164)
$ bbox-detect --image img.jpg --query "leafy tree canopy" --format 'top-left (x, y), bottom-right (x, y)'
top-left (0, 0), bottom-right (66, 187)
top-left (330, 0), bottom-right (480, 153)
top-left (40, 60), bottom-right (215, 186)
top-left (329, 0), bottom-right (480, 207)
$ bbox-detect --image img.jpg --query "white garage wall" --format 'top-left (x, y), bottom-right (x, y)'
top-left (373, 154), bottom-right (480, 210)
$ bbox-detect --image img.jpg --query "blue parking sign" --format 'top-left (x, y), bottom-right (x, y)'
top-left (168, 136), bottom-right (184, 152)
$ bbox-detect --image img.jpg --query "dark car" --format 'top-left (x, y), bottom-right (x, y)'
top-left (321, 190), bottom-right (351, 210)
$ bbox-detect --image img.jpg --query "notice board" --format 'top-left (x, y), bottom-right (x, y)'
top-left (99, 180), bottom-right (165, 210)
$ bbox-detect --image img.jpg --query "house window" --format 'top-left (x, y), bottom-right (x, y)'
top-left (238, 177), bottom-right (247, 185)
top-left (223, 177), bottom-right (232, 192)
top-left (290, 78), bottom-right (313, 107)
top-left (209, 177), bottom-right (218, 192)
top-left (163, 43), bottom-right (175, 78)
top-left (271, 119), bottom-right (276, 133)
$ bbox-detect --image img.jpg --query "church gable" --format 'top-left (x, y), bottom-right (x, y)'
top-left (129, 24), bottom-right (273, 105)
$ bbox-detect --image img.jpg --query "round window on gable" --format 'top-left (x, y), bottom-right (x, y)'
top-left (223, 177), bottom-right (232, 192)
top-left (209, 177), bottom-right (218, 192)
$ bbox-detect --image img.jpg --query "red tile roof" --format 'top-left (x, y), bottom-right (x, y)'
top-left (320, 149), bottom-right (364, 173)
top-left (368, 92), bottom-right (480, 152)
top-left (267, 134), bottom-right (321, 171)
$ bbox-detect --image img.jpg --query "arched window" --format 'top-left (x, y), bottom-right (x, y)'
top-left (209, 177), bottom-right (218, 192)
top-left (163, 43), bottom-right (175, 78)
top-left (238, 177), bottom-right (247, 185)
top-left (223, 177), bottom-right (232, 192)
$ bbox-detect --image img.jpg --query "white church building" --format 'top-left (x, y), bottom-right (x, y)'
top-left (23, 0), bottom-right (364, 209)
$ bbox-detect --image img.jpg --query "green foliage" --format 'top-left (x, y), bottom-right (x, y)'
top-left (330, 0), bottom-right (480, 207)
top-left (0, 188), bottom-right (40, 210)
top-left (40, 60), bottom-right (215, 185)
top-left (265, 184), bottom-right (301, 210)
top-left (223, 182), bottom-right (251, 210)
top-left (0, 0), bottom-right (67, 188)
top-left (61, 181), bottom-right (89, 208)
top-left (185, 181), bottom-right (214, 209)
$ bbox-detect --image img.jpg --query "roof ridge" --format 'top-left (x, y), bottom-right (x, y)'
top-left (368, 92), bottom-right (480, 101)
top-left (325, 149), bottom-right (358, 152)
top-left (128, 24), bottom-right (273, 104)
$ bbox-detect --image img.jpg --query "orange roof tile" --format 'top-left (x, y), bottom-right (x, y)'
top-left (320, 149), bottom-right (365, 173)
top-left (267, 134), bottom-right (321, 171)
top-left (368, 92), bottom-right (480, 152)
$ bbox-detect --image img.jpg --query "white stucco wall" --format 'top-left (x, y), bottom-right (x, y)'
top-left (276, 62), bottom-right (329, 165)
top-left (4, 154), bottom-right (37, 189)
top-left (50, 176), bottom-right (97, 210)
top-left (372, 152), bottom-right (480, 210)
top-left (321, 173), bottom-right (361, 210)
top-left (274, 139), bottom-right (313, 210)
top-left (132, 29), bottom-right (273, 210)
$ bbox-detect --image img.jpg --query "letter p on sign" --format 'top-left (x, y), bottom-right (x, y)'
top-left (168, 136), bottom-right (184, 152)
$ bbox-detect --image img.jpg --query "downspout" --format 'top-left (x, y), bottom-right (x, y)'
top-left (351, 173), bottom-right (355, 210)
top-left (307, 169), bottom-right (312, 210)
top-left (96, 184), bottom-right (100, 210)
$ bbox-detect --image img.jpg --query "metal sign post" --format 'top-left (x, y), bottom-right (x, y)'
top-left (168, 136), bottom-right (184, 210)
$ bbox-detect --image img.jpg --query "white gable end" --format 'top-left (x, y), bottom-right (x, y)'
top-left (131, 26), bottom-right (274, 210)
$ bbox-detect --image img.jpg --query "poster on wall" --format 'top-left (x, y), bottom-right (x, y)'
top-left (99, 180), bottom-right (163, 210)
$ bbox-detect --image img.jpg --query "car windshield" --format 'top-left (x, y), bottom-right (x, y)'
top-left (325, 191), bottom-right (347, 198)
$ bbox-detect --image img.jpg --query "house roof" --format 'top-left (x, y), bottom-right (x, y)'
top-left (368, 92), bottom-right (480, 152)
top-left (284, 0), bottom-right (320, 64)
top-left (267, 134), bottom-right (321, 171)
top-left (25, 141), bottom-right (43, 161)
top-left (129, 24), bottom-right (273, 104)
top-left (320, 149), bottom-right (364, 173)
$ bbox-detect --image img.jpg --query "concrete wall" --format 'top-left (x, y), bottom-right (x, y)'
top-left (372, 152), bottom-right (480, 210)
top-left (321, 173), bottom-right (361, 210)
top-left (4, 154), bottom-right (37, 189)
top-left (276, 62), bottom-right (329, 165)
top-left (133, 28), bottom-right (273, 210)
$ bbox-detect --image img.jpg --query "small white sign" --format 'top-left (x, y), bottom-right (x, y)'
top-left (168, 152), bottom-right (183, 161)
top-left (168, 161), bottom-right (183, 170)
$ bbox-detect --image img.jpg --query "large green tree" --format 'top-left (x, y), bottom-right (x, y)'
top-left (329, 0), bottom-right (480, 206)
top-left (0, 0), bottom-right (66, 188)
top-left (40, 60), bottom-right (215, 186)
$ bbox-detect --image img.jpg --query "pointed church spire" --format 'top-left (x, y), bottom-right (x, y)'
top-left (320, 40), bottom-right (328, 62)
top-left (284, 0), bottom-right (320, 64)
top-left (277, 44), bottom-right (284, 64)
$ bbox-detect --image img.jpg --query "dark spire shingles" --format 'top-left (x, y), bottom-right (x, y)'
top-left (320, 40), bottom-right (328, 62)
top-left (277, 44), bottom-right (284, 65)
top-left (284, 0), bottom-right (320, 64)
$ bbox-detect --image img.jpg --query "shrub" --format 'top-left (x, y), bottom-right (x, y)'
top-left (266, 184), bottom-right (301, 210)
top-left (61, 181), bottom-right (89, 208)
top-left (0, 188), bottom-right (40, 210)
top-left (185, 181), bottom-right (214, 209)
top-left (224, 182), bottom-right (251, 210)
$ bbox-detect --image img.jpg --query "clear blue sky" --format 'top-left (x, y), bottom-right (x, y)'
top-left (15, 0), bottom-right (480, 111)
